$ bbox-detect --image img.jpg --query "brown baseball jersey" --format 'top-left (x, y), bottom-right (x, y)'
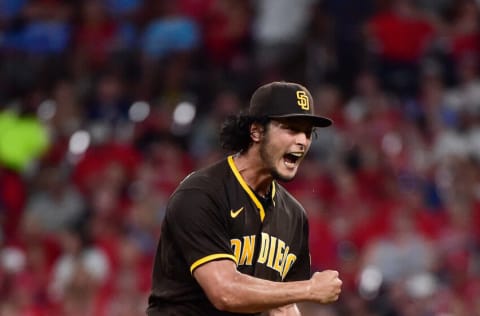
top-left (147, 155), bottom-right (311, 316)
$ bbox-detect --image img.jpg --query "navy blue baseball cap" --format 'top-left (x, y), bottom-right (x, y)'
top-left (248, 81), bottom-right (332, 127)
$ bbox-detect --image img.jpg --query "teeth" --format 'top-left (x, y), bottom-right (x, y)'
top-left (289, 152), bottom-right (303, 158)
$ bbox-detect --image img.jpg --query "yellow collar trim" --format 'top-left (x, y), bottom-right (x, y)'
top-left (227, 155), bottom-right (276, 222)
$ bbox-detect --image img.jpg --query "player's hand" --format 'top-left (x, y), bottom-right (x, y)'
top-left (308, 270), bottom-right (342, 303)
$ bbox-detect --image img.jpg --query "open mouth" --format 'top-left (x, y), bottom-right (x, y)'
top-left (283, 152), bottom-right (303, 168)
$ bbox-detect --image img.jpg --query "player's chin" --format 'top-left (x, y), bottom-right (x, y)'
top-left (272, 167), bottom-right (298, 182)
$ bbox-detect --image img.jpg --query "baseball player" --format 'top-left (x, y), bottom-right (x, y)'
top-left (147, 81), bottom-right (342, 315)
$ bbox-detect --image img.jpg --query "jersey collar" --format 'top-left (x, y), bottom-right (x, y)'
top-left (227, 155), bottom-right (276, 222)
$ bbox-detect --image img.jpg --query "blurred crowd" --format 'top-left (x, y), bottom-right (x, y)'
top-left (1, 0), bottom-right (480, 315)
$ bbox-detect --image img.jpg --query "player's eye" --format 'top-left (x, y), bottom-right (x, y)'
top-left (283, 125), bottom-right (313, 139)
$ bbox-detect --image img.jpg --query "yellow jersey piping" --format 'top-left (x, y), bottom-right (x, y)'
top-left (227, 155), bottom-right (276, 222)
top-left (190, 253), bottom-right (238, 274)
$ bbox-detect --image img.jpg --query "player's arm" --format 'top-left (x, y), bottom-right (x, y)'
top-left (193, 259), bottom-right (341, 314)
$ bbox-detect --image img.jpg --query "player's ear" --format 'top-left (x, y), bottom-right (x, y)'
top-left (250, 123), bottom-right (263, 142)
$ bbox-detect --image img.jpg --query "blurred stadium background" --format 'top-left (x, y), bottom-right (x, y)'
top-left (1, 0), bottom-right (480, 315)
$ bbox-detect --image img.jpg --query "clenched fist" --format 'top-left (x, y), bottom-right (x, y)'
top-left (308, 270), bottom-right (342, 303)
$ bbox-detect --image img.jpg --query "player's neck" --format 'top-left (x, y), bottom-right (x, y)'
top-left (232, 152), bottom-right (273, 197)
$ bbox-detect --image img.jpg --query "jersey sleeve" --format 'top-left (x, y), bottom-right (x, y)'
top-left (165, 187), bottom-right (236, 274)
top-left (283, 214), bottom-right (311, 281)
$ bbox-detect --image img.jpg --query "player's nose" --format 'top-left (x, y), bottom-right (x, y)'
top-left (295, 132), bottom-right (308, 148)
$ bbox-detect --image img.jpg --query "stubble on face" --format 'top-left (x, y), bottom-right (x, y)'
top-left (259, 128), bottom-right (296, 182)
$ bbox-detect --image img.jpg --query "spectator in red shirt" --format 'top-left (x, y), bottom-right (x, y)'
top-left (365, 0), bottom-right (436, 97)
top-left (73, 1), bottom-right (122, 73)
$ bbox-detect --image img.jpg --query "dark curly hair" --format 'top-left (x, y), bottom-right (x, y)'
top-left (219, 113), bottom-right (270, 153)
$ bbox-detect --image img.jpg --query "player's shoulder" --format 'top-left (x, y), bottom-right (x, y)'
top-left (176, 158), bottom-right (230, 192)
top-left (166, 158), bottom-right (231, 214)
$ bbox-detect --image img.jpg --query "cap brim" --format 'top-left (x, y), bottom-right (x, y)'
top-left (268, 114), bottom-right (333, 127)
